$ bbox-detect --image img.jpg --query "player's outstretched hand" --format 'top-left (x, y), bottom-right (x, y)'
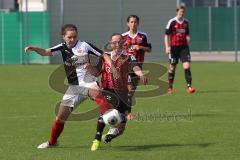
top-left (25, 46), bottom-right (33, 53)
top-left (165, 46), bottom-right (171, 55)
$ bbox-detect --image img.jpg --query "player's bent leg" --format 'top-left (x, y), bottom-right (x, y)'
top-left (49, 106), bottom-right (72, 144)
top-left (38, 105), bottom-right (72, 149)
top-left (89, 86), bottom-right (112, 114)
top-left (103, 123), bottom-right (126, 143)
top-left (91, 117), bottom-right (106, 151)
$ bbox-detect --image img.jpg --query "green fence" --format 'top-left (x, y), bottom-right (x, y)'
top-left (186, 7), bottom-right (240, 51)
top-left (0, 11), bottom-right (50, 64)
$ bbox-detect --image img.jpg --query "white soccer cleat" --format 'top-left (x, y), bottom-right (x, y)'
top-left (37, 141), bottom-right (58, 149)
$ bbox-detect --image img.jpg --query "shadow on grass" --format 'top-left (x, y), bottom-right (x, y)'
top-left (112, 143), bottom-right (213, 151)
top-left (50, 143), bottom-right (213, 152)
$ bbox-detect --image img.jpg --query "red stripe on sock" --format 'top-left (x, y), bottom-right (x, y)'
top-left (49, 120), bottom-right (64, 145)
top-left (95, 94), bottom-right (111, 114)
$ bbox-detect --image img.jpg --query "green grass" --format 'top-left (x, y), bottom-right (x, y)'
top-left (0, 62), bottom-right (240, 160)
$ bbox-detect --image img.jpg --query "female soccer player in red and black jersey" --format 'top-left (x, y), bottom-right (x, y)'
top-left (122, 15), bottom-right (152, 119)
top-left (164, 6), bottom-right (196, 94)
top-left (91, 33), bottom-right (148, 151)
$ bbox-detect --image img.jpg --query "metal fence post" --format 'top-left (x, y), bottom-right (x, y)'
top-left (60, 0), bottom-right (64, 27)
top-left (25, 0), bottom-right (29, 64)
top-left (234, 0), bottom-right (238, 62)
top-left (120, 0), bottom-right (124, 33)
top-left (208, 6), bottom-right (212, 53)
top-left (1, 12), bottom-right (5, 64)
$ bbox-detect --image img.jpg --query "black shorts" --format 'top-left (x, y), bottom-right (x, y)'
top-left (129, 73), bottom-right (140, 91)
top-left (169, 45), bottom-right (191, 64)
top-left (102, 89), bottom-right (130, 114)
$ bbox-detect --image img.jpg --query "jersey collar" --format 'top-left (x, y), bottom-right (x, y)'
top-left (110, 51), bottom-right (126, 61)
top-left (175, 17), bottom-right (185, 24)
top-left (127, 30), bottom-right (139, 39)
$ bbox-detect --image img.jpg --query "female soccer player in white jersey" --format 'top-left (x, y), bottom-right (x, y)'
top-left (25, 24), bottom-right (117, 149)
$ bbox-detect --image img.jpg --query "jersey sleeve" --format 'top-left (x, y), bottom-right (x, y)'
top-left (165, 19), bottom-right (172, 35)
top-left (142, 33), bottom-right (152, 49)
top-left (186, 21), bottom-right (190, 35)
top-left (49, 43), bottom-right (63, 56)
top-left (86, 42), bottom-right (103, 57)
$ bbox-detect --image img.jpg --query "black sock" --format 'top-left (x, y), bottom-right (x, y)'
top-left (168, 71), bottom-right (175, 89)
top-left (184, 68), bottom-right (192, 87)
top-left (105, 129), bottom-right (123, 143)
top-left (95, 117), bottom-right (105, 141)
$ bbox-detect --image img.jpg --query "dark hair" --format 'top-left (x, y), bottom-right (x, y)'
top-left (109, 33), bottom-right (122, 41)
top-left (61, 24), bottom-right (78, 35)
top-left (127, 15), bottom-right (140, 23)
top-left (176, 5), bottom-right (185, 12)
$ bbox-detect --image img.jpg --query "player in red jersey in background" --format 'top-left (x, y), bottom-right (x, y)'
top-left (122, 15), bottom-right (152, 119)
top-left (164, 6), bottom-right (196, 94)
top-left (90, 33), bottom-right (148, 151)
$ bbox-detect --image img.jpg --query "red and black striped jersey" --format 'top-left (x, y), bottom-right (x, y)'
top-left (101, 51), bottom-right (137, 92)
top-left (165, 17), bottom-right (189, 46)
top-left (122, 31), bottom-right (151, 65)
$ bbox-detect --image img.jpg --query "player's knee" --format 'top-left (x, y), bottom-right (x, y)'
top-left (182, 62), bottom-right (190, 69)
top-left (168, 67), bottom-right (176, 73)
top-left (55, 117), bottom-right (65, 123)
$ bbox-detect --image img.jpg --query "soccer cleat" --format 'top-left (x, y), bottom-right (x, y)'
top-left (37, 141), bottom-right (58, 149)
top-left (127, 113), bottom-right (134, 120)
top-left (91, 139), bottom-right (100, 151)
top-left (186, 87), bottom-right (196, 94)
top-left (167, 88), bottom-right (174, 94)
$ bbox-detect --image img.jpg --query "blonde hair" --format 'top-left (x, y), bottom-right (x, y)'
top-left (176, 5), bottom-right (185, 12)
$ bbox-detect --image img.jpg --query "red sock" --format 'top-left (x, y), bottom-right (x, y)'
top-left (95, 94), bottom-right (111, 114)
top-left (49, 120), bottom-right (64, 145)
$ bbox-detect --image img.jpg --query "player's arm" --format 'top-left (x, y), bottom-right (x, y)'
top-left (129, 55), bottom-right (148, 85)
top-left (134, 45), bottom-right (151, 52)
top-left (164, 19), bottom-right (172, 54)
top-left (186, 35), bottom-right (191, 44)
top-left (86, 42), bottom-right (119, 79)
top-left (25, 46), bottom-right (52, 56)
top-left (186, 23), bottom-right (191, 44)
top-left (133, 34), bottom-right (152, 53)
top-left (132, 65), bottom-right (148, 85)
top-left (164, 34), bottom-right (171, 54)
top-left (186, 20), bottom-right (191, 44)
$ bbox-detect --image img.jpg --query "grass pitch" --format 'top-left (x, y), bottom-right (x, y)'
top-left (0, 62), bottom-right (240, 160)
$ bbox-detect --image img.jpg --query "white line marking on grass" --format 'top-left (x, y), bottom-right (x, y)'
top-left (0, 115), bottom-right (49, 119)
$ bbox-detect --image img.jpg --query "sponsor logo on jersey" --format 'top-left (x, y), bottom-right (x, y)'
top-left (137, 37), bottom-right (143, 43)
top-left (177, 29), bottom-right (186, 34)
top-left (77, 49), bottom-right (83, 54)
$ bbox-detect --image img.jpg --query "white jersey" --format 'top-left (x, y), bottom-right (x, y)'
top-left (50, 40), bottom-right (103, 85)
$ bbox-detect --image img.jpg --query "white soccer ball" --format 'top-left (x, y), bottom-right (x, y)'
top-left (102, 109), bottom-right (122, 126)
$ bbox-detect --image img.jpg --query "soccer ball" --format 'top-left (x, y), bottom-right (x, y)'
top-left (102, 109), bottom-right (122, 126)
